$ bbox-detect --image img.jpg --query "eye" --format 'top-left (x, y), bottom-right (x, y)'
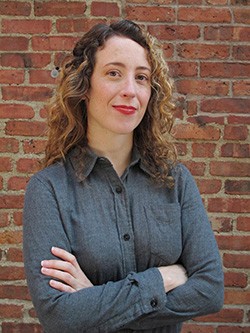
top-left (136, 74), bottom-right (149, 82)
top-left (108, 70), bottom-right (120, 77)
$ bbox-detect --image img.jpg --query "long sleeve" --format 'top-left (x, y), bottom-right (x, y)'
top-left (23, 175), bottom-right (167, 333)
top-left (125, 165), bottom-right (224, 330)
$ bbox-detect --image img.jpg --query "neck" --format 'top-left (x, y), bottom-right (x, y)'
top-left (88, 132), bottom-right (133, 177)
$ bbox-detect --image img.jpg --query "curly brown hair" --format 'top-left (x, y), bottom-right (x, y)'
top-left (43, 20), bottom-right (177, 187)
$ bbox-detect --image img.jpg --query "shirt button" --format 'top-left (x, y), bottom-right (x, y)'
top-left (150, 298), bottom-right (158, 308)
top-left (115, 186), bottom-right (123, 194)
top-left (123, 234), bottom-right (130, 241)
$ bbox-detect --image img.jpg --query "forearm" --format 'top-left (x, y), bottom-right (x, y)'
top-left (25, 263), bottom-right (166, 333)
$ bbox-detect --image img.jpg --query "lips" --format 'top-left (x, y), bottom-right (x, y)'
top-left (113, 105), bottom-right (137, 115)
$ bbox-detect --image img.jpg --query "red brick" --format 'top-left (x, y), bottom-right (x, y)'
top-left (0, 266), bottom-right (25, 280)
top-left (218, 326), bottom-right (250, 333)
top-left (32, 36), bottom-right (78, 51)
top-left (182, 323), bottom-right (214, 333)
top-left (0, 195), bottom-right (24, 209)
top-left (188, 115), bottom-right (225, 125)
top-left (177, 43), bottom-right (229, 59)
top-left (224, 253), bottom-right (250, 268)
top-left (0, 285), bottom-right (29, 300)
top-left (208, 198), bottom-right (250, 213)
top-left (233, 8), bottom-right (250, 24)
top-left (228, 115), bottom-right (250, 124)
top-left (225, 180), bottom-right (250, 195)
top-left (0, 1), bottom-right (31, 16)
top-left (210, 217), bottom-right (233, 233)
top-left (8, 177), bottom-right (30, 191)
top-left (178, 7), bottom-right (231, 23)
top-left (34, 1), bottom-right (86, 16)
top-left (206, 0), bottom-right (227, 4)
top-left (0, 138), bottom-right (19, 153)
top-left (233, 45), bottom-right (250, 60)
top-left (216, 235), bottom-right (250, 251)
top-left (201, 63), bottom-right (250, 78)
top-left (13, 211), bottom-right (23, 226)
top-left (173, 123), bottom-right (220, 140)
top-left (0, 304), bottom-right (23, 318)
top-left (2, 19), bottom-right (52, 34)
top-left (175, 143), bottom-right (187, 156)
top-left (192, 143), bottom-right (216, 157)
top-left (195, 308), bottom-right (244, 323)
top-left (16, 158), bottom-right (41, 173)
top-left (210, 161), bottom-right (250, 177)
top-left (163, 46), bottom-right (176, 59)
top-left (221, 143), bottom-right (250, 158)
top-left (23, 139), bottom-right (47, 154)
top-left (148, 25), bottom-right (200, 41)
top-left (2, 86), bottom-right (51, 102)
top-left (181, 161), bottom-right (206, 176)
top-left (176, 79), bottom-right (228, 95)
top-left (126, 6), bottom-right (175, 22)
top-left (29, 70), bottom-right (57, 84)
top-left (224, 290), bottom-right (250, 305)
top-left (224, 271), bottom-right (248, 288)
top-left (6, 248), bottom-right (23, 262)
top-left (0, 157), bottom-right (12, 172)
top-left (169, 62), bottom-right (198, 78)
top-left (0, 70), bottom-right (24, 84)
top-left (179, 0), bottom-right (202, 3)
top-left (0, 212), bottom-right (10, 228)
top-left (2, 323), bottom-right (43, 333)
top-left (201, 98), bottom-right (250, 114)
top-left (237, 216), bottom-right (250, 232)
top-left (91, 2), bottom-right (120, 16)
top-left (224, 125), bottom-right (248, 140)
top-left (186, 101), bottom-right (198, 116)
top-left (0, 37), bottom-right (29, 51)
top-left (204, 26), bottom-right (250, 41)
top-left (1, 53), bottom-right (51, 68)
top-left (5, 120), bottom-right (46, 137)
top-left (233, 80), bottom-right (250, 96)
top-left (0, 104), bottom-right (34, 119)
top-left (0, 230), bottom-right (22, 245)
top-left (196, 179), bottom-right (222, 194)
top-left (56, 18), bottom-right (106, 33)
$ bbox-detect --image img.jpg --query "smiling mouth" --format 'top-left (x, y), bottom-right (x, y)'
top-left (113, 105), bottom-right (137, 115)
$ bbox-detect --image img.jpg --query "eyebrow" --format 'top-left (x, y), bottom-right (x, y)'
top-left (104, 62), bottom-right (151, 72)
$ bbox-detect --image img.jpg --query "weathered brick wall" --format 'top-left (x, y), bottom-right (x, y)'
top-left (0, 0), bottom-right (249, 332)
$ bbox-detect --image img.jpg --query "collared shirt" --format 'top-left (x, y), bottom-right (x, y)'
top-left (23, 147), bottom-right (224, 333)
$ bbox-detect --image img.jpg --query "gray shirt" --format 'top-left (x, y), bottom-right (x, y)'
top-left (23, 147), bottom-right (224, 333)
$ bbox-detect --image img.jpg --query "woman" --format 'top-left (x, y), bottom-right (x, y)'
top-left (23, 20), bottom-right (224, 333)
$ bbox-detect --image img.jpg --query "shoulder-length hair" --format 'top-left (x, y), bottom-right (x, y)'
top-left (43, 19), bottom-right (177, 187)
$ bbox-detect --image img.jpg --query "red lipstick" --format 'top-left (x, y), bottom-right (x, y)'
top-left (113, 105), bottom-right (136, 115)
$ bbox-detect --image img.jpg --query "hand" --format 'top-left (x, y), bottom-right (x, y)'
top-left (158, 264), bottom-right (187, 293)
top-left (41, 247), bottom-right (93, 293)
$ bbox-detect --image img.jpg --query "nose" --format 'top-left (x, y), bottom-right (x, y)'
top-left (120, 76), bottom-right (136, 98)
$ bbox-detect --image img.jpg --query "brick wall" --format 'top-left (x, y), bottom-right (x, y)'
top-left (0, 0), bottom-right (249, 332)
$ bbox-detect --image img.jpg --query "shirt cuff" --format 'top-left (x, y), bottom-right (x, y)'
top-left (128, 267), bottom-right (166, 315)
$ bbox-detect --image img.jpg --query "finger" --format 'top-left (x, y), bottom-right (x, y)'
top-left (51, 247), bottom-right (76, 264)
top-left (49, 279), bottom-right (75, 293)
top-left (41, 267), bottom-right (74, 287)
top-left (41, 259), bottom-right (73, 272)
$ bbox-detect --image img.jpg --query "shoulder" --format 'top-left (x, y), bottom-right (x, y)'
top-left (170, 162), bottom-right (194, 183)
top-left (27, 161), bottom-right (67, 191)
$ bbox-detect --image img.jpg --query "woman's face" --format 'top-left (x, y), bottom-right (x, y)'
top-left (85, 36), bottom-right (152, 141)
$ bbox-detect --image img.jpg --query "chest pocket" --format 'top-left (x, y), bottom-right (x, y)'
top-left (144, 203), bottom-right (182, 265)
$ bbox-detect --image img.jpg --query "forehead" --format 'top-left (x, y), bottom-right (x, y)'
top-left (95, 36), bottom-right (150, 68)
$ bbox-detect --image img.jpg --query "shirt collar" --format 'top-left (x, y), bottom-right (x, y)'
top-left (68, 145), bottom-right (152, 180)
